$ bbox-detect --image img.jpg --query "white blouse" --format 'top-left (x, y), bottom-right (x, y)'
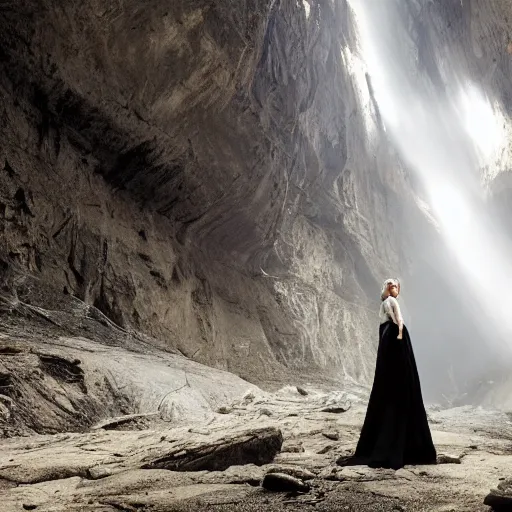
top-left (379, 296), bottom-right (404, 326)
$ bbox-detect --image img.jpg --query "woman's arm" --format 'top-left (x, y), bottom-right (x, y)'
top-left (389, 297), bottom-right (404, 339)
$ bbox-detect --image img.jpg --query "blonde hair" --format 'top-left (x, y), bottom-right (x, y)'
top-left (380, 278), bottom-right (400, 301)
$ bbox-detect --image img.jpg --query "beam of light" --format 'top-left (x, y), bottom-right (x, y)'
top-left (348, 0), bottom-right (512, 356)
top-left (456, 84), bottom-right (506, 167)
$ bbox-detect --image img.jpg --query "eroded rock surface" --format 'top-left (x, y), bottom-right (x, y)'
top-left (0, 379), bottom-right (511, 511)
top-left (0, 310), bottom-right (260, 437)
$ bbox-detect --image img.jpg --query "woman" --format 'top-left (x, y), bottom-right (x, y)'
top-left (339, 278), bottom-right (437, 470)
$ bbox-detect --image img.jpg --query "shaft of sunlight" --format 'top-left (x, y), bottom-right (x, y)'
top-left (349, 0), bottom-right (512, 353)
top-left (456, 85), bottom-right (506, 167)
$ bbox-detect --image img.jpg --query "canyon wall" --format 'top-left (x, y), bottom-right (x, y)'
top-left (0, 0), bottom-right (408, 387)
top-left (1, 0), bottom-right (511, 399)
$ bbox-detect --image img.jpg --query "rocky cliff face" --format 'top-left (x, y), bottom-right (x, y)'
top-left (0, 0), bottom-right (410, 388)
top-left (1, 0), bottom-right (511, 402)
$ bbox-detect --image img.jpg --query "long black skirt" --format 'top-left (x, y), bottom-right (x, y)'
top-left (341, 321), bottom-right (437, 470)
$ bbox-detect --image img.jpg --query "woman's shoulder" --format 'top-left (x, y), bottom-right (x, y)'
top-left (383, 296), bottom-right (398, 305)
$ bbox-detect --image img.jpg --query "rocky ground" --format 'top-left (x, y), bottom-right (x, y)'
top-left (0, 304), bottom-right (511, 512)
top-left (1, 386), bottom-right (512, 512)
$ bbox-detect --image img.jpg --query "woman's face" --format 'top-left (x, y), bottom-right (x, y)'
top-left (389, 283), bottom-right (399, 298)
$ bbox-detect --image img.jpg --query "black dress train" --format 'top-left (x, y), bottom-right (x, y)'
top-left (340, 320), bottom-right (437, 470)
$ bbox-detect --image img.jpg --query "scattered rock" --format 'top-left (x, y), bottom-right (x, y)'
top-left (437, 454), bottom-right (461, 464)
top-left (87, 466), bottom-right (113, 480)
top-left (261, 472), bottom-right (310, 492)
top-left (22, 505), bottom-right (38, 511)
top-left (217, 406), bottom-right (232, 414)
top-left (281, 440), bottom-right (305, 453)
top-left (266, 465), bottom-right (316, 480)
top-left (320, 406), bottom-right (348, 414)
top-left (484, 479), bottom-right (512, 510)
top-left (259, 408), bottom-right (272, 417)
top-left (322, 430), bottom-right (340, 441)
top-left (335, 454), bottom-right (354, 466)
top-left (296, 386), bottom-right (308, 396)
top-left (317, 444), bottom-right (335, 454)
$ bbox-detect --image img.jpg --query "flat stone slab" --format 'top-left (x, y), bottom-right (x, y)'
top-left (141, 426), bottom-right (283, 471)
